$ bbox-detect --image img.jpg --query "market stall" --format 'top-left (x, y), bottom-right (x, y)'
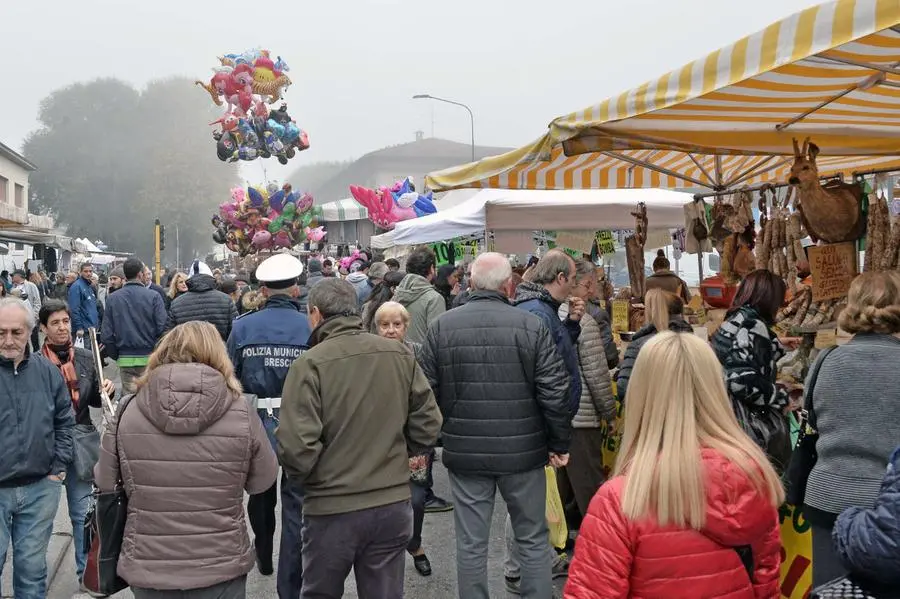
top-left (370, 189), bottom-right (504, 249)
top-left (423, 3), bottom-right (900, 596)
top-left (426, 0), bottom-right (900, 194)
top-left (313, 198), bottom-right (375, 246)
top-left (371, 188), bottom-right (689, 250)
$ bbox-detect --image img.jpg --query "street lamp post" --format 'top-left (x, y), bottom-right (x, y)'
top-left (413, 94), bottom-right (475, 162)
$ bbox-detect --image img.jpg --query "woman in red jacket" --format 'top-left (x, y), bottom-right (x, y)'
top-left (565, 331), bottom-right (784, 599)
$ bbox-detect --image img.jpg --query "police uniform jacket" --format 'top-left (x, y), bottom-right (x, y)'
top-left (226, 295), bottom-right (312, 398)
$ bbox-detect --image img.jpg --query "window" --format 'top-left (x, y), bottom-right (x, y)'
top-left (0, 176), bottom-right (7, 204)
top-left (13, 243), bottom-right (24, 251)
top-left (14, 184), bottom-right (23, 208)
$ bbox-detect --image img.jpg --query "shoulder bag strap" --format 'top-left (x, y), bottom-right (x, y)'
top-left (112, 394), bottom-right (136, 487)
top-left (803, 347), bottom-right (836, 430)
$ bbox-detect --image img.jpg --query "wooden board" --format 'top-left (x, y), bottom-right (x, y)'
top-left (808, 242), bottom-right (857, 302)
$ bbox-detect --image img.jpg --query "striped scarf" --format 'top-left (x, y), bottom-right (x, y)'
top-left (42, 341), bottom-right (80, 410)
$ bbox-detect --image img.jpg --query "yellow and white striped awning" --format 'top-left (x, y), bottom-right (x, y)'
top-left (426, 0), bottom-right (900, 192)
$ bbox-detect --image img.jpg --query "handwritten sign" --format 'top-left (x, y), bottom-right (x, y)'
top-left (815, 328), bottom-right (837, 349)
top-left (595, 230), bottom-right (616, 255)
top-left (694, 307), bottom-right (707, 324)
top-left (808, 242), bottom-right (857, 302)
top-left (611, 300), bottom-right (630, 332)
top-left (555, 230), bottom-right (595, 254)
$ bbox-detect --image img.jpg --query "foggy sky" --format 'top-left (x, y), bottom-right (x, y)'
top-left (4, 0), bottom-right (819, 183)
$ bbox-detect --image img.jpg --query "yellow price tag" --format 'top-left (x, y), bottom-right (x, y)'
top-left (814, 329), bottom-right (837, 349)
top-left (611, 300), bottom-right (629, 332)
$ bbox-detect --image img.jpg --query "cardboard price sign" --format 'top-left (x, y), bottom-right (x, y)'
top-left (611, 300), bottom-right (630, 332)
top-left (808, 242), bottom-right (857, 302)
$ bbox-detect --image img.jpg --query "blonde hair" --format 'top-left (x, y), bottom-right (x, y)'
top-left (374, 301), bottom-right (410, 325)
top-left (616, 332), bottom-right (784, 528)
top-left (838, 271), bottom-right (900, 335)
top-left (644, 289), bottom-right (683, 333)
top-left (167, 272), bottom-right (187, 299)
top-left (137, 321), bottom-right (242, 395)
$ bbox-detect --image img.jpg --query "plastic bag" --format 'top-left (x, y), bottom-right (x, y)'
top-left (545, 466), bottom-right (568, 549)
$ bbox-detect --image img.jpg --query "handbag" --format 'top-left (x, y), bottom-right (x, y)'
top-left (72, 423), bottom-right (101, 482)
top-left (82, 394), bottom-right (135, 596)
top-left (545, 467), bottom-right (568, 550)
top-left (811, 575), bottom-right (900, 598)
top-left (784, 347), bottom-right (835, 506)
top-left (732, 400), bottom-right (792, 474)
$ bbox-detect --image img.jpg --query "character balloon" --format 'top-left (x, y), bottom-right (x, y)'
top-left (211, 182), bottom-right (319, 256)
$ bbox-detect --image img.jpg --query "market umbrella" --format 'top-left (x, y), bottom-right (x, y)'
top-left (426, 0), bottom-right (900, 192)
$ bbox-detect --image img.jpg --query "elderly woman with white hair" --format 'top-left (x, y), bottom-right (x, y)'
top-left (373, 300), bottom-right (433, 577)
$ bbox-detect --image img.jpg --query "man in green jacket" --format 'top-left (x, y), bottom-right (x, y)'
top-left (276, 279), bottom-right (442, 599)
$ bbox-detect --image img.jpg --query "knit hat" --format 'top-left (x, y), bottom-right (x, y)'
top-left (368, 262), bottom-right (389, 281)
top-left (188, 259), bottom-right (213, 278)
top-left (109, 266), bottom-right (125, 279)
top-left (307, 258), bottom-right (323, 274)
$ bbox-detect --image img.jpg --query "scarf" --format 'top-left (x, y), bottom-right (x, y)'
top-left (42, 341), bottom-right (80, 410)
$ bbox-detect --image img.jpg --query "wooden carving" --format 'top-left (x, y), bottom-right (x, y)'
top-left (626, 202), bottom-right (648, 300)
top-left (788, 137), bottom-right (865, 244)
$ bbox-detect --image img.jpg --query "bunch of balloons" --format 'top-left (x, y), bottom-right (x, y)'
top-left (211, 182), bottom-right (324, 256)
top-left (349, 177), bottom-right (437, 230)
top-left (195, 48), bottom-right (310, 164)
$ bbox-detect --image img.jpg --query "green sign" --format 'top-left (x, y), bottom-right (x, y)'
top-left (595, 230), bottom-right (616, 255)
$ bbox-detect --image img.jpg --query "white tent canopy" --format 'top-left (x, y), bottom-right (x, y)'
top-left (370, 189), bottom-right (510, 249)
top-left (371, 188), bottom-right (690, 250)
top-left (485, 189), bottom-right (688, 232)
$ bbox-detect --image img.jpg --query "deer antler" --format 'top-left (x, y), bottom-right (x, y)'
top-left (792, 138), bottom-right (800, 156)
top-left (801, 137), bottom-right (810, 156)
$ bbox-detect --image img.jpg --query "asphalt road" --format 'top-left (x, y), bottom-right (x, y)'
top-left (50, 456), bottom-right (568, 598)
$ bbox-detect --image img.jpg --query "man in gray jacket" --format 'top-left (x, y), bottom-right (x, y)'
top-left (393, 247), bottom-right (445, 345)
top-left (0, 298), bottom-right (74, 598)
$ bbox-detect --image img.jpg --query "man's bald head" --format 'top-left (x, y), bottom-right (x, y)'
top-left (470, 253), bottom-right (512, 292)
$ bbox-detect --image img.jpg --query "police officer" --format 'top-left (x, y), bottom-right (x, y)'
top-left (226, 253), bottom-right (311, 599)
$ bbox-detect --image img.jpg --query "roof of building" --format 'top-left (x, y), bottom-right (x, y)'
top-left (0, 141), bottom-right (37, 171)
top-left (310, 137), bottom-right (512, 204)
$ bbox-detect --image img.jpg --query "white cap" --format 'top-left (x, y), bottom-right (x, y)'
top-left (255, 253), bottom-right (303, 287)
top-left (189, 260), bottom-right (213, 278)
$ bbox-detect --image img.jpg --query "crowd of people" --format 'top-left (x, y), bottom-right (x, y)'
top-left (1, 246), bottom-right (900, 599)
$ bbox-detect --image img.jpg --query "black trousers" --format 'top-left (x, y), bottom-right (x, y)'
top-left (247, 472), bottom-right (304, 599)
top-left (300, 500), bottom-right (412, 599)
top-left (408, 483), bottom-right (426, 553)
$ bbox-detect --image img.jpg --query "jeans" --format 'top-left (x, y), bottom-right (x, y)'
top-left (0, 477), bottom-right (63, 599)
top-left (64, 462), bottom-right (94, 579)
top-left (300, 500), bottom-right (412, 599)
top-left (449, 468), bottom-right (551, 599)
